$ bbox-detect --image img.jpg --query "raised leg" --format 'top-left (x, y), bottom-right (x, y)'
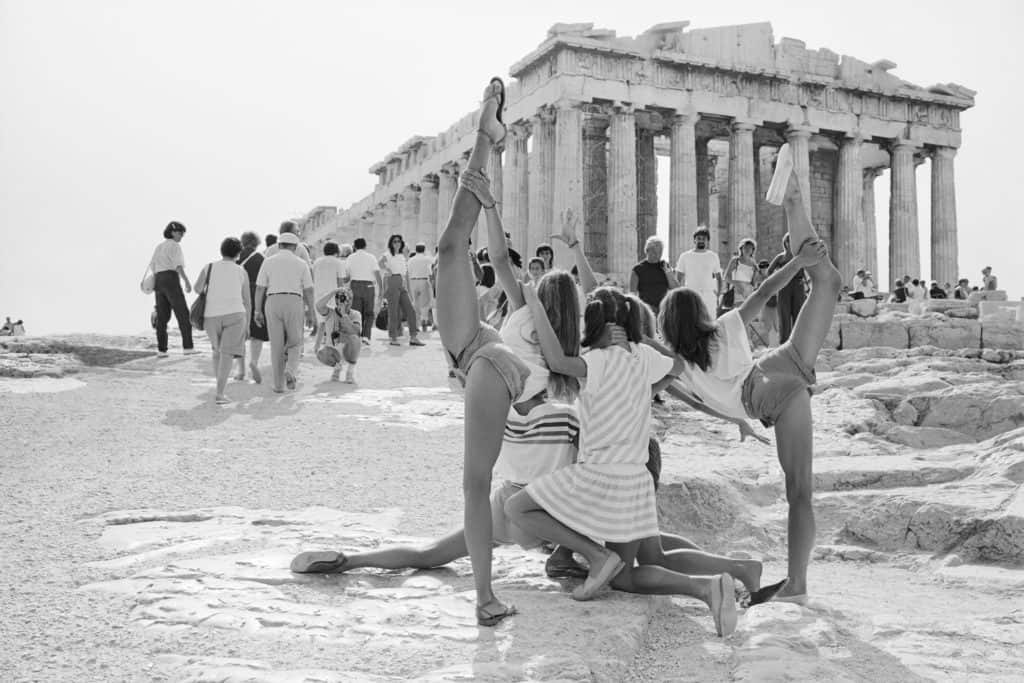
top-left (772, 389), bottom-right (815, 598)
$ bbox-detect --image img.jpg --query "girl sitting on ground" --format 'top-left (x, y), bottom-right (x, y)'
top-left (657, 143), bottom-right (841, 605)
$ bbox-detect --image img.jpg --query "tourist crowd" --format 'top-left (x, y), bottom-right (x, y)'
top-left (0, 317), bottom-right (26, 336)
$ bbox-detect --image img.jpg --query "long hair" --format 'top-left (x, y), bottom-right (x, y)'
top-left (658, 288), bottom-right (719, 372)
top-left (630, 294), bottom-right (657, 338)
top-left (387, 234), bottom-right (405, 256)
top-left (581, 287), bottom-right (643, 348)
top-left (536, 269), bottom-right (580, 401)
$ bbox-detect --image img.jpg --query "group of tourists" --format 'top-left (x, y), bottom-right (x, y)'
top-left (889, 267), bottom-right (998, 312)
top-left (290, 78), bottom-right (843, 637)
top-left (0, 317), bottom-right (26, 336)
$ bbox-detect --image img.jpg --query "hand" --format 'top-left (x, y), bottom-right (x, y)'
top-left (795, 239), bottom-right (828, 267)
top-left (459, 168), bottom-right (496, 208)
top-left (737, 420), bottom-right (770, 444)
top-left (254, 312), bottom-right (265, 326)
top-left (550, 208), bottom-right (580, 247)
top-left (184, 282), bottom-right (192, 294)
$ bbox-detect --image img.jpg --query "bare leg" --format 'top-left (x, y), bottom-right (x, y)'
top-left (638, 537), bottom-right (761, 592)
top-left (248, 339), bottom-right (263, 384)
top-left (342, 529), bottom-right (468, 570)
top-left (463, 360), bottom-right (513, 613)
top-left (658, 532), bottom-right (701, 552)
top-left (773, 390), bottom-right (815, 598)
top-left (214, 349), bottom-right (233, 400)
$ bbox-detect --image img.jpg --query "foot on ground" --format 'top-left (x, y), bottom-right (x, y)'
top-left (572, 550), bottom-right (624, 601)
top-left (290, 550), bottom-right (349, 574)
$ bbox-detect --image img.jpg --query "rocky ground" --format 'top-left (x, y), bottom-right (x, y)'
top-left (1, 331), bottom-right (1022, 681)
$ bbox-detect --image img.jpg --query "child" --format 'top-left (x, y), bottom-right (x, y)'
top-left (658, 143), bottom-right (841, 605)
top-left (314, 286), bottom-right (361, 383)
top-left (526, 257), bottom-right (545, 284)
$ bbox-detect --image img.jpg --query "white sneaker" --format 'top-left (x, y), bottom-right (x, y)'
top-left (344, 364), bottom-right (356, 383)
top-left (765, 143), bottom-right (793, 205)
top-left (183, 348), bottom-right (201, 355)
top-left (156, 351), bottom-right (169, 358)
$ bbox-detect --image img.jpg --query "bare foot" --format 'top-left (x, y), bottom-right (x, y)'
top-left (477, 78), bottom-right (506, 146)
top-left (572, 550), bottom-right (624, 601)
top-left (736, 559), bottom-right (763, 593)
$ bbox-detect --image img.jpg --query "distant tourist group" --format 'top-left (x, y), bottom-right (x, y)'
top-left (288, 78), bottom-right (843, 637)
top-left (0, 317), bottom-right (26, 336)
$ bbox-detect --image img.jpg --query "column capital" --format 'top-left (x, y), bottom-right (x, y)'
top-left (671, 111), bottom-right (699, 127)
top-left (840, 130), bottom-right (867, 145)
top-left (930, 145), bottom-right (958, 160)
top-left (611, 102), bottom-right (636, 116)
top-left (785, 124), bottom-right (817, 141)
top-left (889, 137), bottom-right (921, 152)
top-left (532, 106), bottom-right (557, 124)
top-left (731, 119), bottom-right (759, 133)
top-left (509, 121), bottom-right (531, 139)
top-left (401, 185), bottom-right (420, 200)
top-left (421, 173), bottom-right (439, 188)
top-left (863, 166), bottom-right (885, 180)
top-left (582, 115), bottom-right (609, 137)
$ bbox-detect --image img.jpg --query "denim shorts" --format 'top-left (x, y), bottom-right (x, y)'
top-left (447, 322), bottom-right (529, 402)
top-left (741, 342), bottom-right (816, 427)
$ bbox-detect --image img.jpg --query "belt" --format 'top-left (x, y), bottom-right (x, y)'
top-left (268, 292), bottom-right (301, 297)
top-left (350, 280), bottom-right (373, 284)
top-left (410, 277), bottom-right (429, 280)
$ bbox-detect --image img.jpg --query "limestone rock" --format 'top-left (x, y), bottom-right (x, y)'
top-left (982, 321), bottom-right (1024, 350)
top-left (905, 317), bottom-right (980, 350)
top-left (849, 298), bottom-right (878, 318)
top-left (840, 319), bottom-right (908, 349)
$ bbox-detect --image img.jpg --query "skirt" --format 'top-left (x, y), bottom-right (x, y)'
top-left (526, 463), bottom-right (658, 543)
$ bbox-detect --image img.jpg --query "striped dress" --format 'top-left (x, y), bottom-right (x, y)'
top-left (526, 343), bottom-right (673, 542)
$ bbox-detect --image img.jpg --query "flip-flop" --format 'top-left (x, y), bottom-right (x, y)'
top-left (476, 599), bottom-right (517, 627)
top-left (571, 551), bottom-right (624, 601)
top-left (290, 550), bottom-right (349, 574)
top-left (765, 142), bottom-right (793, 205)
top-left (488, 76), bottom-right (505, 124)
top-left (710, 573), bottom-right (738, 637)
top-left (742, 578), bottom-right (788, 608)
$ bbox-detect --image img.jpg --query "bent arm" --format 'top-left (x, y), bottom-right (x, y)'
top-left (737, 258), bottom-right (804, 325)
top-left (524, 289), bottom-right (587, 377)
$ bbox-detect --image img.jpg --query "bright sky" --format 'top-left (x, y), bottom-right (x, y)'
top-left (2, 0), bottom-right (1021, 335)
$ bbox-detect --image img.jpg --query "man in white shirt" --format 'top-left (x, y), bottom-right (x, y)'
top-left (312, 241), bottom-right (348, 305)
top-left (346, 237), bottom-right (382, 345)
top-left (675, 227), bottom-right (723, 317)
top-left (407, 243), bottom-right (434, 331)
top-left (264, 221), bottom-right (312, 265)
top-left (254, 232), bottom-right (316, 392)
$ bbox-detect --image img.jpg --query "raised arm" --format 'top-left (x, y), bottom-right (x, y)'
top-left (522, 282), bottom-right (587, 377)
top-left (737, 240), bottom-right (825, 325)
top-left (551, 208), bottom-right (598, 295)
top-left (460, 169), bottom-right (525, 310)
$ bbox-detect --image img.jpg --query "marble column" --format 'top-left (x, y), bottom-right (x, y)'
top-left (785, 125), bottom-right (815, 216)
top-left (399, 186), bottom-right (420, 245)
top-left (418, 175), bottom-right (439, 250)
top-left (862, 168), bottom-right (881, 278)
top-left (727, 121), bottom-right (757, 258)
top-left (582, 114), bottom-right (609, 273)
top-left (607, 105), bottom-right (638, 280)
top-left (636, 127), bottom-right (658, 259)
top-left (527, 108), bottom-right (556, 257)
top-left (552, 103), bottom-right (584, 268)
top-left (888, 139), bottom-right (921, 282)
top-left (696, 139), bottom-right (710, 229)
top-left (436, 162), bottom-right (458, 242)
top-left (669, 114), bottom-right (699, 258)
top-left (930, 146), bottom-right (958, 285)
top-left (833, 134), bottom-right (865, 283)
top-left (502, 123), bottom-right (530, 257)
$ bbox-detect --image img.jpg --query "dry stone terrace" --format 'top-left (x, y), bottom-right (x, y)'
top-left (296, 20), bottom-right (973, 286)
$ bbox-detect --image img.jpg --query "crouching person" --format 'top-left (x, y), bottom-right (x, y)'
top-left (315, 286), bottom-right (361, 383)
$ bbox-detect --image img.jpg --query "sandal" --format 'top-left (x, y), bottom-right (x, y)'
top-left (290, 550), bottom-right (349, 574)
top-left (545, 554), bottom-right (589, 580)
top-left (741, 578), bottom-right (788, 608)
top-left (476, 598), bottom-right (517, 627)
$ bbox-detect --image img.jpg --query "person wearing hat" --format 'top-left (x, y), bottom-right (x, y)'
top-left (314, 286), bottom-right (361, 382)
top-left (147, 220), bottom-right (197, 357)
top-left (253, 231), bottom-right (316, 392)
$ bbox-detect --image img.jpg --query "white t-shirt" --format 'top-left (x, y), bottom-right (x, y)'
top-left (347, 250), bottom-right (379, 282)
top-left (382, 253), bottom-right (408, 277)
top-left (407, 253), bottom-right (433, 279)
top-left (494, 402), bottom-right (580, 485)
top-left (500, 305), bottom-right (548, 401)
top-left (150, 239), bottom-right (185, 273)
top-left (265, 242), bottom-right (311, 265)
top-left (312, 255), bottom-right (348, 300)
top-left (255, 251), bottom-right (313, 295)
top-left (676, 309), bottom-right (753, 420)
top-left (203, 261), bottom-right (248, 317)
top-left (675, 249), bottom-right (721, 292)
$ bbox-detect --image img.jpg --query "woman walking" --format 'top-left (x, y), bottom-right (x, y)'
top-left (194, 238), bottom-right (251, 404)
top-left (149, 221), bottom-right (196, 357)
top-left (380, 234), bottom-right (424, 346)
top-left (235, 231), bottom-right (268, 383)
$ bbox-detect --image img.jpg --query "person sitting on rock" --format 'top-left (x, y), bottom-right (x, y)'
top-left (0, 317), bottom-right (12, 336)
top-left (11, 320), bottom-right (26, 336)
top-left (982, 266), bottom-right (998, 291)
top-left (929, 281), bottom-right (947, 299)
top-left (954, 278), bottom-right (970, 300)
top-left (889, 279), bottom-right (908, 303)
top-left (656, 142), bottom-right (841, 606)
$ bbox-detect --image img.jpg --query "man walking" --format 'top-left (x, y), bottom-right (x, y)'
top-left (407, 243), bottom-right (434, 331)
top-left (346, 238), bottom-right (382, 345)
top-left (768, 233), bottom-right (806, 344)
top-left (674, 227), bottom-right (722, 317)
top-left (253, 232), bottom-right (316, 392)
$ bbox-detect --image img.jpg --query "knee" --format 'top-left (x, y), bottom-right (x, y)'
top-left (818, 262), bottom-right (843, 293)
top-left (784, 477), bottom-right (814, 506)
top-left (503, 490), bottom-right (528, 520)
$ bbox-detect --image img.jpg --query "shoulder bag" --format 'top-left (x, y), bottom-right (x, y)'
top-left (189, 263), bottom-right (213, 331)
top-left (140, 263), bottom-right (155, 294)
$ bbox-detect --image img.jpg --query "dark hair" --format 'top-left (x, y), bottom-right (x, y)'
top-left (629, 294), bottom-right (656, 338)
top-left (658, 288), bottom-right (719, 372)
top-left (536, 270), bottom-right (581, 401)
top-left (279, 221), bottom-right (298, 235)
top-left (163, 221), bottom-right (186, 239)
top-left (265, 234), bottom-right (278, 248)
top-left (693, 227), bottom-right (710, 240)
top-left (415, 243), bottom-right (426, 253)
top-left (480, 263), bottom-right (496, 288)
top-left (241, 231), bottom-right (260, 249)
top-left (536, 243), bottom-right (554, 263)
top-left (323, 241), bottom-right (339, 256)
top-left (354, 237), bottom-right (367, 250)
top-left (582, 286), bottom-right (643, 348)
top-left (527, 257), bottom-right (545, 272)
top-left (476, 248), bottom-right (490, 263)
top-left (387, 234), bottom-right (405, 256)
top-left (220, 237), bottom-right (243, 259)
top-left (646, 437), bottom-right (662, 491)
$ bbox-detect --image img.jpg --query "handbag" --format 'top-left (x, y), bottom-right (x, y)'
top-left (374, 301), bottom-right (389, 331)
top-left (140, 264), bottom-right (155, 294)
top-left (189, 263), bottom-right (213, 331)
top-left (720, 287), bottom-right (735, 310)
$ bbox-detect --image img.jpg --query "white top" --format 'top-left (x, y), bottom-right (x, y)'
top-left (347, 249), bottom-right (379, 282)
top-left (856, 277), bottom-right (876, 297)
top-left (500, 305), bottom-right (549, 401)
top-left (203, 261), bottom-right (248, 317)
top-left (150, 239), bottom-right (185, 273)
top-left (312, 255), bottom-right (348, 300)
top-left (265, 242), bottom-right (311, 264)
top-left (255, 250), bottom-right (313, 295)
top-left (733, 261), bottom-right (755, 284)
top-left (675, 249), bottom-right (721, 292)
top-left (382, 253), bottom-right (408, 277)
top-left (676, 309), bottom-right (753, 420)
top-left (578, 343), bottom-right (674, 466)
top-left (494, 402), bottom-right (580, 485)
top-left (407, 253), bottom-right (433, 279)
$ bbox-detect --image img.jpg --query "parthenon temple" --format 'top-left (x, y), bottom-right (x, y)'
top-left (298, 21), bottom-right (975, 284)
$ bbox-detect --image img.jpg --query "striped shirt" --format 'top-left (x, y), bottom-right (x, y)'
top-left (578, 344), bottom-right (673, 465)
top-left (494, 402), bottom-right (580, 485)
